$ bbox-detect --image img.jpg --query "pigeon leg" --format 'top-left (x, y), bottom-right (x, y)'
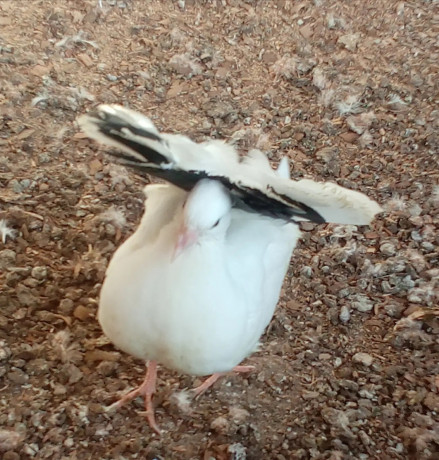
top-left (192, 365), bottom-right (255, 398)
top-left (107, 360), bottom-right (161, 435)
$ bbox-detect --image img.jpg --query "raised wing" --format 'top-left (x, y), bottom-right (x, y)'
top-left (78, 104), bottom-right (382, 225)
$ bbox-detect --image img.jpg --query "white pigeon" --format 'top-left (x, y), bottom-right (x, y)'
top-left (78, 105), bottom-right (381, 433)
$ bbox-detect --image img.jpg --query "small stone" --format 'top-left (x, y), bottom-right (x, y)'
top-left (352, 352), bottom-right (373, 367)
top-left (7, 369), bottom-right (29, 385)
top-left (89, 158), bottom-right (103, 175)
top-left (16, 285), bottom-right (38, 307)
top-left (262, 51), bottom-right (278, 65)
top-left (0, 249), bottom-right (16, 269)
top-left (338, 33), bottom-right (360, 52)
top-left (0, 343), bottom-right (12, 361)
top-left (380, 242), bottom-right (396, 256)
top-left (64, 438), bottom-right (74, 448)
top-left (352, 295), bottom-right (373, 312)
top-left (85, 350), bottom-right (120, 363)
top-left (3, 451), bottom-right (21, 460)
top-left (383, 303), bottom-right (405, 318)
top-left (0, 429), bottom-right (21, 453)
top-left (320, 408), bottom-right (355, 438)
top-left (59, 298), bottom-right (75, 315)
top-left (319, 353), bottom-right (332, 360)
top-left (96, 360), bottom-right (117, 376)
top-left (26, 358), bottom-right (50, 376)
top-left (423, 392), bottom-right (439, 412)
top-left (229, 407), bottom-right (250, 423)
top-left (30, 64), bottom-right (51, 77)
top-left (358, 430), bottom-right (373, 446)
top-left (12, 308), bottom-right (27, 320)
top-left (77, 53), bottom-right (93, 67)
top-left (63, 363), bottom-right (83, 384)
top-left (359, 388), bottom-right (375, 399)
top-left (339, 132), bottom-right (359, 143)
top-left (210, 416), bottom-right (229, 434)
top-left (302, 390), bottom-right (320, 400)
top-left (31, 266), bottom-right (48, 280)
top-left (300, 222), bottom-right (316, 231)
top-left (73, 305), bottom-right (93, 321)
top-left (339, 379), bottom-right (359, 391)
top-left (52, 382), bottom-right (67, 395)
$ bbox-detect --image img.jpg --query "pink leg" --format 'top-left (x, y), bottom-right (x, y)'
top-left (107, 361), bottom-right (161, 435)
top-left (192, 365), bottom-right (255, 398)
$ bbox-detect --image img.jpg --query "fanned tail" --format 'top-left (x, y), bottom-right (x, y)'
top-left (78, 104), bottom-right (382, 225)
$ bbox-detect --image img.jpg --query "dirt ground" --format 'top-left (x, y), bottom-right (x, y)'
top-left (1, 0), bottom-right (438, 459)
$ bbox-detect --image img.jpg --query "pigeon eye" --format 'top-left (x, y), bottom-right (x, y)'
top-left (212, 219), bottom-right (220, 228)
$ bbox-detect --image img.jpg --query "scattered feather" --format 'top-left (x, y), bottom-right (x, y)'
top-left (362, 259), bottom-right (386, 277)
top-left (108, 164), bottom-right (133, 187)
top-left (31, 93), bottom-right (49, 107)
top-left (329, 224), bottom-right (358, 242)
top-left (170, 390), bottom-right (193, 414)
top-left (52, 330), bottom-right (82, 364)
top-left (0, 220), bottom-right (16, 244)
top-left (55, 30), bottom-right (99, 49)
top-left (399, 427), bottom-right (439, 454)
top-left (359, 130), bottom-right (373, 148)
top-left (319, 88), bottom-right (335, 107)
top-left (312, 67), bottom-right (328, 91)
top-left (346, 112), bottom-right (376, 134)
top-left (332, 241), bottom-right (358, 263)
top-left (326, 13), bottom-right (336, 29)
top-left (70, 86), bottom-right (95, 102)
top-left (408, 203), bottom-right (422, 217)
top-left (170, 27), bottom-right (186, 44)
top-left (387, 94), bottom-right (409, 112)
top-left (339, 305), bottom-right (351, 323)
top-left (385, 195), bottom-right (407, 212)
top-left (169, 54), bottom-right (202, 78)
top-left (407, 283), bottom-right (437, 306)
top-left (99, 207), bottom-right (127, 229)
top-left (334, 95), bottom-right (362, 116)
top-left (338, 33), bottom-right (360, 52)
top-left (272, 56), bottom-right (297, 80)
top-left (326, 13), bottom-right (346, 29)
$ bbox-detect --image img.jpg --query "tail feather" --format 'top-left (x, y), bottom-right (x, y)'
top-left (276, 157), bottom-right (290, 179)
top-left (78, 104), bottom-right (382, 225)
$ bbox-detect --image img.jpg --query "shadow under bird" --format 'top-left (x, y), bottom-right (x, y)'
top-left (77, 104), bottom-right (382, 434)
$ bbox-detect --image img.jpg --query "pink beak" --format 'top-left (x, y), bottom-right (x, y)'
top-left (173, 225), bottom-right (198, 260)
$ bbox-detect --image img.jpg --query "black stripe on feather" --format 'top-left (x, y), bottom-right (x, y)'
top-left (105, 149), bottom-right (326, 223)
top-left (90, 110), bottom-right (170, 165)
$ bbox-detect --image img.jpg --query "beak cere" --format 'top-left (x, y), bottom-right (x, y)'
top-left (173, 225), bottom-right (199, 259)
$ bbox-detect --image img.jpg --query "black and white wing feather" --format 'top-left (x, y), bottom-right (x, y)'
top-left (77, 104), bottom-right (382, 225)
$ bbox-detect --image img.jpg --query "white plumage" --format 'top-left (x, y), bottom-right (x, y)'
top-left (78, 104), bottom-right (381, 433)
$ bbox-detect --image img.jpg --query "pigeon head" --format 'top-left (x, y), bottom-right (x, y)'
top-left (174, 180), bottom-right (232, 256)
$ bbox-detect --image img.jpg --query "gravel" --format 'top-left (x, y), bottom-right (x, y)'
top-left (0, 0), bottom-right (438, 458)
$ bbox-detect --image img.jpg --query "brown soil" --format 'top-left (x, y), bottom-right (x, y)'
top-left (1, 1), bottom-right (438, 459)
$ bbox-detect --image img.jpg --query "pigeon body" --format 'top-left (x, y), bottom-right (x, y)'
top-left (99, 180), bottom-right (299, 376)
top-left (78, 105), bottom-right (381, 432)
